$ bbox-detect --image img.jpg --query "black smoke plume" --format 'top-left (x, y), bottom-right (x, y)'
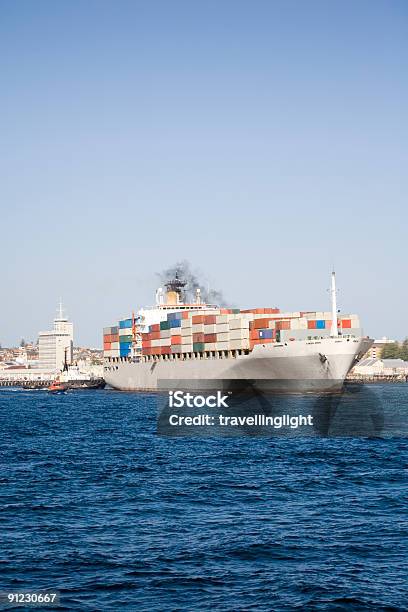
top-left (157, 260), bottom-right (229, 307)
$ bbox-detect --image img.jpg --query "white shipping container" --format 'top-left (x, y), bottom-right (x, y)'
top-left (119, 327), bottom-right (132, 336)
top-left (181, 319), bottom-right (192, 328)
top-left (161, 329), bottom-right (171, 339)
top-left (181, 327), bottom-right (193, 337)
top-left (215, 323), bottom-right (229, 333)
top-left (204, 324), bottom-right (217, 334)
top-left (229, 328), bottom-right (250, 340)
top-left (215, 342), bottom-right (230, 351)
top-left (160, 338), bottom-right (171, 347)
top-left (181, 344), bottom-right (193, 352)
top-left (204, 343), bottom-right (217, 351)
top-left (215, 314), bottom-right (230, 324)
top-left (229, 339), bottom-right (250, 350)
top-left (217, 332), bottom-right (230, 342)
top-left (192, 324), bottom-right (204, 333)
top-left (111, 342), bottom-right (120, 349)
top-left (229, 318), bottom-right (249, 330)
top-left (151, 339), bottom-right (161, 347)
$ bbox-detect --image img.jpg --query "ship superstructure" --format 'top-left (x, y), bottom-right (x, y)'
top-left (103, 273), bottom-right (372, 392)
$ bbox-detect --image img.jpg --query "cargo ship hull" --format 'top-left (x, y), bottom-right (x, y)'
top-left (104, 336), bottom-right (372, 393)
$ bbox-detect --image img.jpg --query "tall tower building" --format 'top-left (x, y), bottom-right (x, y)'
top-left (38, 301), bottom-right (74, 371)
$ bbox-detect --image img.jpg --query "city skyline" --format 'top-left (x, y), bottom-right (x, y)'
top-left (1, 1), bottom-right (407, 346)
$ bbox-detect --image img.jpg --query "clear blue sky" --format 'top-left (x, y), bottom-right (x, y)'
top-left (1, 0), bottom-right (407, 347)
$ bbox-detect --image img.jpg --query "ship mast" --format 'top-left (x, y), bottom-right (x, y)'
top-left (330, 271), bottom-right (338, 337)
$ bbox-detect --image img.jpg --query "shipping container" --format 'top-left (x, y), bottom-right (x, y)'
top-left (192, 315), bottom-right (205, 324)
top-left (307, 320), bottom-right (317, 329)
top-left (119, 319), bottom-right (132, 329)
top-left (181, 344), bottom-right (193, 352)
top-left (169, 319), bottom-right (181, 328)
top-left (341, 319), bottom-right (351, 328)
top-left (167, 312), bottom-right (183, 322)
top-left (171, 335), bottom-right (182, 345)
top-left (171, 345), bottom-right (182, 354)
top-left (204, 333), bottom-right (217, 343)
top-left (229, 329), bottom-right (249, 340)
top-left (193, 342), bottom-right (205, 352)
top-left (193, 332), bottom-right (205, 343)
top-left (316, 320), bottom-right (325, 329)
top-left (119, 335), bottom-right (132, 343)
top-left (160, 320), bottom-right (170, 331)
top-left (216, 332), bottom-right (229, 342)
top-left (181, 319), bottom-right (192, 329)
top-left (259, 329), bottom-right (274, 339)
top-left (229, 339), bottom-right (250, 350)
top-left (161, 346), bottom-right (171, 355)
top-left (203, 315), bottom-right (217, 325)
top-left (215, 341), bottom-right (230, 350)
top-left (192, 324), bottom-right (204, 334)
top-left (204, 343), bottom-right (217, 351)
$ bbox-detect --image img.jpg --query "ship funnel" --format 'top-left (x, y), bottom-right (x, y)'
top-left (330, 271), bottom-right (339, 337)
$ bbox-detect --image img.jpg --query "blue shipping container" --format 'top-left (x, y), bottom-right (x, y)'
top-left (120, 348), bottom-right (130, 357)
top-left (119, 319), bottom-right (132, 329)
top-left (167, 312), bottom-right (183, 321)
top-left (316, 320), bottom-right (325, 329)
top-left (259, 329), bottom-right (273, 339)
top-left (169, 319), bottom-right (181, 328)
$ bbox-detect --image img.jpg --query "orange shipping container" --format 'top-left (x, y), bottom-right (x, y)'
top-left (254, 318), bottom-right (274, 329)
top-left (161, 346), bottom-right (171, 355)
top-left (192, 315), bottom-right (205, 324)
top-left (250, 330), bottom-right (260, 340)
top-left (150, 324), bottom-right (160, 332)
top-left (103, 342), bottom-right (111, 350)
top-left (182, 312), bottom-right (190, 319)
top-left (171, 335), bottom-right (182, 345)
top-left (151, 331), bottom-right (161, 340)
top-left (341, 319), bottom-right (351, 328)
top-left (142, 340), bottom-right (151, 348)
top-left (308, 320), bottom-right (317, 329)
top-left (193, 332), bottom-right (205, 343)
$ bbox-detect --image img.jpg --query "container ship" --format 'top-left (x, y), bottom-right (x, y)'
top-left (103, 273), bottom-right (372, 393)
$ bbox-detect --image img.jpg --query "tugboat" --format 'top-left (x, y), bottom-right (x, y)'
top-left (58, 349), bottom-right (106, 390)
top-left (48, 376), bottom-right (67, 393)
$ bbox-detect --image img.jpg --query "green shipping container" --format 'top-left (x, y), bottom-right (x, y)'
top-left (193, 342), bottom-right (205, 352)
top-left (160, 320), bottom-right (170, 330)
top-left (232, 308), bottom-right (241, 314)
top-left (120, 335), bottom-right (132, 343)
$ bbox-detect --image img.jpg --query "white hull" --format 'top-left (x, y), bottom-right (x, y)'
top-left (104, 337), bottom-right (372, 393)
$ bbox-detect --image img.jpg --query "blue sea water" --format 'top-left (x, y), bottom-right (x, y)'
top-left (0, 387), bottom-right (407, 611)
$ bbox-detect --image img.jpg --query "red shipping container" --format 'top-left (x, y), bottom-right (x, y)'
top-left (150, 324), bottom-right (160, 332)
top-left (142, 340), bottom-right (151, 348)
top-left (276, 320), bottom-right (290, 331)
top-left (308, 320), bottom-right (317, 329)
top-left (220, 308), bottom-right (233, 314)
top-left (171, 335), bottom-right (182, 345)
top-left (204, 315), bottom-right (216, 324)
top-left (204, 333), bottom-right (217, 343)
top-left (103, 342), bottom-right (111, 350)
top-left (193, 332), bottom-right (205, 343)
top-left (161, 346), bottom-right (171, 355)
top-left (182, 312), bottom-right (190, 319)
top-left (341, 319), bottom-right (351, 328)
top-left (250, 330), bottom-right (260, 340)
top-left (142, 347), bottom-right (152, 355)
top-left (151, 331), bottom-right (161, 340)
top-left (264, 308), bottom-right (280, 314)
top-left (254, 318), bottom-right (273, 329)
top-left (104, 334), bottom-right (111, 343)
top-left (111, 334), bottom-right (119, 342)
top-left (192, 315), bottom-right (205, 324)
